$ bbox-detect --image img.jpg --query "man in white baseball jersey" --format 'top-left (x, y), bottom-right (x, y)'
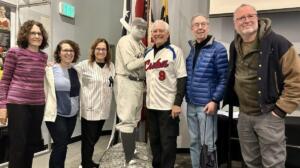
top-left (144, 20), bottom-right (187, 168)
top-left (114, 17), bottom-right (147, 167)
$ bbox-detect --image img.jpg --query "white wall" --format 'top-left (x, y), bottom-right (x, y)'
top-left (0, 0), bottom-right (16, 4)
top-left (210, 0), bottom-right (300, 15)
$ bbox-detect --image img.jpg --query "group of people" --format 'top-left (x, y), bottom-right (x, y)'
top-left (117, 3), bottom-right (300, 168)
top-left (0, 3), bottom-right (300, 168)
top-left (186, 4), bottom-right (300, 168)
top-left (0, 20), bottom-right (115, 168)
top-left (44, 37), bottom-right (115, 168)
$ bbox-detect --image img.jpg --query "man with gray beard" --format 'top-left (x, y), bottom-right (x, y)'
top-left (223, 4), bottom-right (300, 167)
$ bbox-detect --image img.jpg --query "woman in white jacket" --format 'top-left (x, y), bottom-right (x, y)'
top-left (75, 38), bottom-right (115, 168)
top-left (44, 40), bottom-right (80, 168)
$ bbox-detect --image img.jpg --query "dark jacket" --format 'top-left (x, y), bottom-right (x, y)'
top-left (223, 18), bottom-right (300, 118)
top-left (186, 36), bottom-right (228, 105)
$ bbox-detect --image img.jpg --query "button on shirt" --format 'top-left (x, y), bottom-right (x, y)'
top-left (234, 39), bottom-right (261, 115)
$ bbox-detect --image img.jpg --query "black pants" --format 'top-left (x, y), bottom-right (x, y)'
top-left (7, 104), bottom-right (44, 168)
top-left (46, 115), bottom-right (77, 168)
top-left (0, 126), bottom-right (9, 163)
top-left (81, 118), bottom-right (105, 168)
top-left (147, 109), bottom-right (179, 168)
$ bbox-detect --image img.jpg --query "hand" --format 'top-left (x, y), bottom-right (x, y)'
top-left (47, 61), bottom-right (55, 67)
top-left (0, 108), bottom-right (7, 125)
top-left (203, 101), bottom-right (217, 115)
top-left (271, 111), bottom-right (281, 118)
top-left (171, 105), bottom-right (181, 119)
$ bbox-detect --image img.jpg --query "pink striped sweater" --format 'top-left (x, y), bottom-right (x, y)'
top-left (0, 47), bottom-right (48, 109)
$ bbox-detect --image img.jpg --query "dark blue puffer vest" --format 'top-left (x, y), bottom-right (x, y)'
top-left (186, 37), bottom-right (228, 105)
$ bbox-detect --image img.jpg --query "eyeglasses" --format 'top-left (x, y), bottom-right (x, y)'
top-left (30, 31), bottom-right (42, 36)
top-left (192, 22), bottom-right (208, 28)
top-left (95, 48), bottom-right (107, 52)
top-left (61, 49), bottom-right (74, 53)
top-left (235, 14), bottom-right (257, 22)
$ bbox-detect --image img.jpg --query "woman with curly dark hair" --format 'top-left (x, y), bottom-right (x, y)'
top-left (44, 40), bottom-right (80, 168)
top-left (75, 38), bottom-right (115, 168)
top-left (0, 20), bottom-right (48, 168)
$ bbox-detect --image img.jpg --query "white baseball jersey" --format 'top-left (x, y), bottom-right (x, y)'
top-left (75, 60), bottom-right (115, 121)
top-left (144, 44), bottom-right (187, 110)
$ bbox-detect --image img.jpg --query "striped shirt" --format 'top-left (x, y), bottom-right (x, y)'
top-left (75, 60), bottom-right (115, 121)
top-left (0, 47), bottom-right (48, 109)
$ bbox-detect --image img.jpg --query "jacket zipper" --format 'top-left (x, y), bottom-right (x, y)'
top-left (190, 48), bottom-right (196, 103)
top-left (274, 72), bottom-right (279, 94)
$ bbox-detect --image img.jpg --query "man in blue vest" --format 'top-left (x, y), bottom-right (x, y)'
top-left (185, 14), bottom-right (228, 168)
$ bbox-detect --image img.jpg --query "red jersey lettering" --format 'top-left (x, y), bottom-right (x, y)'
top-left (145, 58), bottom-right (169, 71)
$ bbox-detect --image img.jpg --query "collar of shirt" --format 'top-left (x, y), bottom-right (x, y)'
top-left (153, 41), bottom-right (171, 56)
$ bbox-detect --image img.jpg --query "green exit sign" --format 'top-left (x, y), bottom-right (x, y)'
top-left (59, 2), bottom-right (75, 18)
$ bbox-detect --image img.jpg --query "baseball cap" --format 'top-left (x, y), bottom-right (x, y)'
top-left (132, 17), bottom-right (147, 29)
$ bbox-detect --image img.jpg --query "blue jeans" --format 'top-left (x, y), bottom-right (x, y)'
top-left (46, 115), bottom-right (77, 168)
top-left (187, 103), bottom-right (217, 168)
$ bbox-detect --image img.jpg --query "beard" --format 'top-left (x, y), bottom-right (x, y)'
top-left (238, 23), bottom-right (258, 36)
top-left (241, 27), bottom-right (257, 35)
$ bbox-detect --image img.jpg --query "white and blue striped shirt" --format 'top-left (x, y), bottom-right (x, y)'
top-left (75, 60), bottom-right (115, 121)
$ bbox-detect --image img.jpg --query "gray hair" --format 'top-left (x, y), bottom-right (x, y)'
top-left (191, 14), bottom-right (209, 25)
top-left (151, 20), bottom-right (170, 32)
top-left (233, 4), bottom-right (257, 20)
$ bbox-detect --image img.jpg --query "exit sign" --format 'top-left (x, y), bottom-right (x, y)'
top-left (59, 2), bottom-right (75, 18)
